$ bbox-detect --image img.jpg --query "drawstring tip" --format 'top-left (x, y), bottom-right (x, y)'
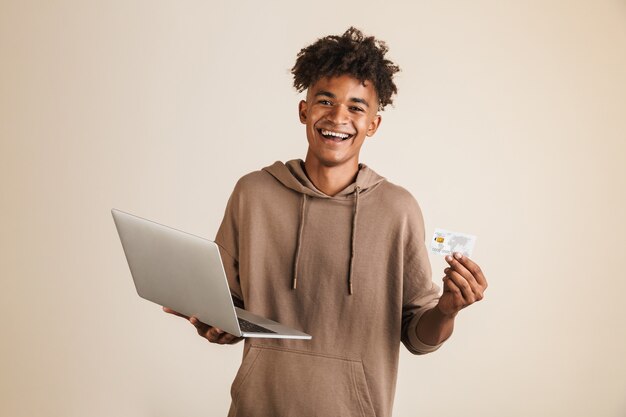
top-left (348, 282), bottom-right (353, 295)
top-left (292, 278), bottom-right (298, 290)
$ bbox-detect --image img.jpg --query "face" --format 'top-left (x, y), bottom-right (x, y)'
top-left (299, 74), bottom-right (382, 170)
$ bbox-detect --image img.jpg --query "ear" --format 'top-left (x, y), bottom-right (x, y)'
top-left (366, 114), bottom-right (382, 137)
top-left (298, 100), bottom-right (308, 124)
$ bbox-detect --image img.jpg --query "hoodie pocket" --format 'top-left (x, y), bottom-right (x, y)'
top-left (229, 345), bottom-right (376, 417)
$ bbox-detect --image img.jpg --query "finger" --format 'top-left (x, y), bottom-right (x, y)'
top-left (216, 332), bottom-right (241, 345)
top-left (441, 276), bottom-right (466, 312)
top-left (445, 254), bottom-right (479, 289)
top-left (452, 254), bottom-right (488, 289)
top-left (442, 276), bottom-right (460, 295)
top-left (206, 326), bottom-right (227, 343)
top-left (163, 307), bottom-right (190, 320)
top-left (446, 269), bottom-right (477, 303)
top-left (189, 316), bottom-right (212, 335)
top-left (444, 264), bottom-right (483, 301)
top-left (175, 314), bottom-right (241, 345)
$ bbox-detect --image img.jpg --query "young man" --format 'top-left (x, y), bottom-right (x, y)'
top-left (165, 27), bottom-right (487, 417)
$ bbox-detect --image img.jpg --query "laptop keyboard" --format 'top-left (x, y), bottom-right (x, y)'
top-left (238, 318), bottom-right (277, 334)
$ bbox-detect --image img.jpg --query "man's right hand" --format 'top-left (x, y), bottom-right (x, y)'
top-left (162, 307), bottom-right (243, 345)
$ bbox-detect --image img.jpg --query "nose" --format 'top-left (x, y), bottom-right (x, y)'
top-left (327, 104), bottom-right (350, 125)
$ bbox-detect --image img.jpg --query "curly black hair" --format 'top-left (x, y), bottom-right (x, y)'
top-left (291, 27), bottom-right (400, 111)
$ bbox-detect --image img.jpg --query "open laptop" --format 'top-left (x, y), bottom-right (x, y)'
top-left (111, 209), bottom-right (311, 340)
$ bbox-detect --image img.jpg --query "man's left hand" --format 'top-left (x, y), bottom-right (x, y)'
top-left (436, 252), bottom-right (488, 317)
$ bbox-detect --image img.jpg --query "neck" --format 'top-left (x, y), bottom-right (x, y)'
top-left (303, 155), bottom-right (359, 196)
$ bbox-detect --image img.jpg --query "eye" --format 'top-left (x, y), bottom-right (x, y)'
top-left (318, 100), bottom-right (332, 106)
top-left (350, 106), bottom-right (365, 112)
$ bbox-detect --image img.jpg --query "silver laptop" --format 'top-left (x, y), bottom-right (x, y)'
top-left (111, 209), bottom-right (311, 339)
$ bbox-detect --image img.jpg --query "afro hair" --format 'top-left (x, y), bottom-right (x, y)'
top-left (291, 27), bottom-right (400, 111)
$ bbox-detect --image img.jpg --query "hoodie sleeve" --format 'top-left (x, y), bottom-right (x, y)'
top-left (400, 197), bottom-right (444, 355)
top-left (215, 181), bottom-right (244, 304)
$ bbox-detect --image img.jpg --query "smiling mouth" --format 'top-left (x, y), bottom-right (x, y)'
top-left (318, 128), bottom-right (354, 142)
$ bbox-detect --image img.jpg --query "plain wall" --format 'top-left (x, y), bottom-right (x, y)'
top-left (1, 1), bottom-right (625, 416)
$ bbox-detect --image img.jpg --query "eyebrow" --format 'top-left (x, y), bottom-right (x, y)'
top-left (315, 90), bottom-right (370, 108)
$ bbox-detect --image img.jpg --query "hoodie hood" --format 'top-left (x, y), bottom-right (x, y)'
top-left (263, 159), bottom-right (385, 198)
top-left (262, 159), bottom-right (386, 295)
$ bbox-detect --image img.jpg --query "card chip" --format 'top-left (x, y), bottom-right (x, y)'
top-left (435, 237), bottom-right (445, 243)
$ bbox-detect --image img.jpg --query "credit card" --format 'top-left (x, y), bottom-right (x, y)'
top-left (429, 228), bottom-right (477, 257)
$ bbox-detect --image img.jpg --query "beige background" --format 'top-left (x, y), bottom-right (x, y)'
top-left (2, 1), bottom-right (625, 416)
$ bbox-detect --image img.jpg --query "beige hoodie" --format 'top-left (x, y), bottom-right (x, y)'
top-left (216, 160), bottom-right (443, 417)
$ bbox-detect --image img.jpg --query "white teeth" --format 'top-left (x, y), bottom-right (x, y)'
top-left (321, 129), bottom-right (350, 139)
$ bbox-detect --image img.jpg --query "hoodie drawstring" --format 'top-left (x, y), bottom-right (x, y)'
top-left (292, 186), bottom-right (360, 295)
top-left (347, 186), bottom-right (360, 295)
top-left (292, 194), bottom-right (307, 290)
